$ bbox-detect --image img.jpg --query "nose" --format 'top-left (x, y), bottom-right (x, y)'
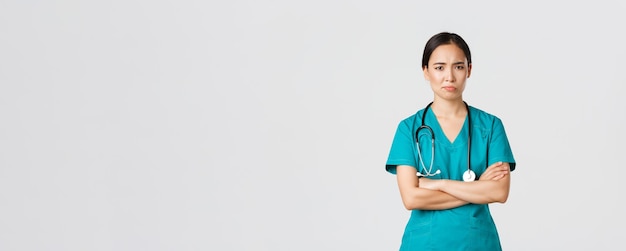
top-left (444, 68), bottom-right (455, 82)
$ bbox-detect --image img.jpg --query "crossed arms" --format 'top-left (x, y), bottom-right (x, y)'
top-left (396, 162), bottom-right (511, 210)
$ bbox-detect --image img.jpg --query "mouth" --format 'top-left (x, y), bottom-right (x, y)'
top-left (443, 86), bottom-right (456, 91)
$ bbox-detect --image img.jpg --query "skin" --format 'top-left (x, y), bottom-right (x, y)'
top-left (396, 43), bottom-right (512, 210)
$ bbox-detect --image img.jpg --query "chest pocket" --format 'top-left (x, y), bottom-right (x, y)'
top-left (470, 126), bottom-right (491, 176)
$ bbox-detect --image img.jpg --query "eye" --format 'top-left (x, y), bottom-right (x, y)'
top-left (455, 65), bottom-right (465, 70)
top-left (434, 66), bottom-right (444, 71)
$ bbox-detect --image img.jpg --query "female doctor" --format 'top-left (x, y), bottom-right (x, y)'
top-left (385, 32), bottom-right (516, 250)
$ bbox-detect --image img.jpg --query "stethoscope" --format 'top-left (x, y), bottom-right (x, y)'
top-left (414, 101), bottom-right (476, 182)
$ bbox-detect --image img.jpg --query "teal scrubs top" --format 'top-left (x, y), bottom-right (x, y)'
top-left (386, 105), bottom-right (516, 251)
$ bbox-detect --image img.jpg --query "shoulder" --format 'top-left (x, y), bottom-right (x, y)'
top-left (468, 105), bottom-right (505, 128)
top-left (389, 108), bottom-right (427, 136)
top-left (396, 108), bottom-right (424, 127)
top-left (469, 106), bottom-right (499, 120)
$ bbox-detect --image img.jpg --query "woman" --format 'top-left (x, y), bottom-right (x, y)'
top-left (385, 32), bottom-right (516, 250)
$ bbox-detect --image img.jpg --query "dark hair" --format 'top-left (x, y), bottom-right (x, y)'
top-left (421, 32), bottom-right (472, 69)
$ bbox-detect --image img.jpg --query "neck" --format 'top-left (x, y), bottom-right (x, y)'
top-left (431, 98), bottom-right (467, 118)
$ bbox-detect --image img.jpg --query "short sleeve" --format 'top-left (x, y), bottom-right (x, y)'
top-left (488, 118), bottom-right (517, 171)
top-left (385, 119), bottom-right (418, 174)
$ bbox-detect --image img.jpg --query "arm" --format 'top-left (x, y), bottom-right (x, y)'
top-left (396, 165), bottom-right (468, 210)
top-left (419, 162), bottom-right (512, 204)
top-left (397, 162), bottom-right (510, 210)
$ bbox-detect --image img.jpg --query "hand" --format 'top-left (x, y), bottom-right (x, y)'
top-left (478, 162), bottom-right (509, 181)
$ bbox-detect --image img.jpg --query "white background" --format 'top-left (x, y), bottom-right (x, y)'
top-left (1, 1), bottom-right (625, 250)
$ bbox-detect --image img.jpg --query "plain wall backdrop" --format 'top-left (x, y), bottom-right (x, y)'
top-left (1, 0), bottom-right (625, 250)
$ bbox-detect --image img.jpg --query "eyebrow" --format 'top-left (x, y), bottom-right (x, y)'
top-left (432, 61), bottom-right (466, 65)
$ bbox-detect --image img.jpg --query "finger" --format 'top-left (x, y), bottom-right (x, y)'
top-left (479, 171), bottom-right (499, 181)
top-left (486, 162), bottom-right (503, 170)
top-left (483, 168), bottom-right (501, 177)
top-left (484, 171), bottom-right (508, 181)
top-left (489, 172), bottom-right (505, 181)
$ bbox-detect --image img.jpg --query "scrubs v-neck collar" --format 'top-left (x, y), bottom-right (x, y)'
top-left (425, 108), bottom-right (469, 147)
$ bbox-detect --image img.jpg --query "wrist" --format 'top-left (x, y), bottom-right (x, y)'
top-left (436, 179), bottom-right (448, 191)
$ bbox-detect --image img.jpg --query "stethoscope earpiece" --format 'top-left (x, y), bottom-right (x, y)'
top-left (416, 169), bottom-right (440, 177)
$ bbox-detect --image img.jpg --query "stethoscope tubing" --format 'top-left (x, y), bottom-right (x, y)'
top-left (414, 101), bottom-right (474, 181)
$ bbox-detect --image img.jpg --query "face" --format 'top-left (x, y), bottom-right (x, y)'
top-left (423, 43), bottom-right (472, 101)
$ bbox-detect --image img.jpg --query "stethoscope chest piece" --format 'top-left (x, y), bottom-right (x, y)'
top-left (463, 169), bottom-right (476, 182)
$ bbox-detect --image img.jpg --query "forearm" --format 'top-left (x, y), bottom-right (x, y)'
top-left (419, 162), bottom-right (512, 204)
top-left (437, 178), bottom-right (510, 204)
top-left (396, 165), bottom-right (469, 210)
top-left (401, 186), bottom-right (468, 210)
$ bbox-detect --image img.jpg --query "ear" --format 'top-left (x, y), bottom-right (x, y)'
top-left (467, 63), bottom-right (472, 78)
top-left (422, 66), bottom-right (430, 81)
